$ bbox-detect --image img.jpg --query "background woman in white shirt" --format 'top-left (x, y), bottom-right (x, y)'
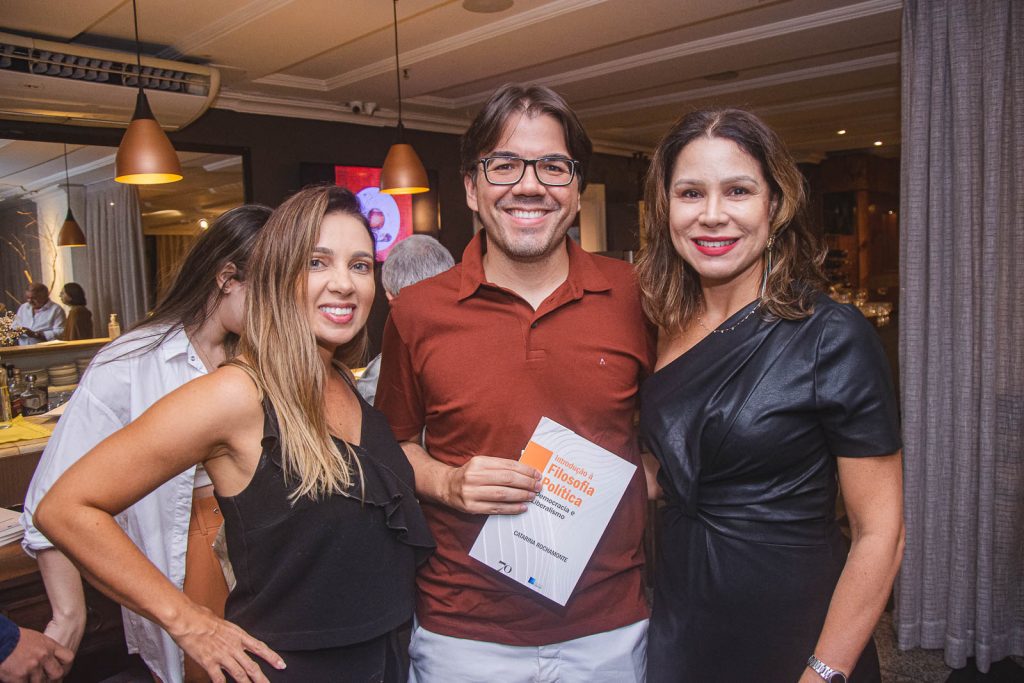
top-left (21, 204), bottom-right (271, 683)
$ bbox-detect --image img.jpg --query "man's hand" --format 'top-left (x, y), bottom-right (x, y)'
top-left (0, 628), bottom-right (73, 682)
top-left (443, 455), bottom-right (542, 515)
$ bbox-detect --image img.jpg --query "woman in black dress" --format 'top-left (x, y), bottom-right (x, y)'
top-left (635, 109), bottom-right (904, 683)
top-left (36, 186), bottom-right (433, 682)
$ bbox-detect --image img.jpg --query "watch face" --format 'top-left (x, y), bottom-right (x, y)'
top-left (829, 673), bottom-right (848, 683)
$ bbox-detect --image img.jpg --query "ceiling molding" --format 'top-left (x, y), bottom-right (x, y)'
top-left (67, 153), bottom-right (120, 186)
top-left (598, 88), bottom-right (901, 141)
top-left (213, 88), bottom-right (469, 135)
top-left (542, 0), bottom-right (901, 88)
top-left (201, 157), bottom-right (243, 172)
top-left (592, 87), bottom-right (900, 140)
top-left (251, 0), bottom-right (610, 92)
top-left (407, 0), bottom-right (902, 109)
top-left (158, 0), bottom-right (298, 60)
top-left (217, 76), bottom-right (898, 159)
top-left (213, 90), bottom-right (649, 156)
top-left (252, 73), bottom-right (330, 91)
top-left (754, 86), bottom-right (900, 116)
top-left (3, 152), bottom-right (120, 198)
top-left (576, 52), bottom-right (899, 118)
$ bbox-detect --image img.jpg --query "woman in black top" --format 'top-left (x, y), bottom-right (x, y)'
top-left (37, 185), bottom-right (433, 682)
top-left (635, 109), bottom-right (904, 682)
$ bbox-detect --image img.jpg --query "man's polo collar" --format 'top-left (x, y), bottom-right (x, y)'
top-left (457, 231), bottom-right (613, 302)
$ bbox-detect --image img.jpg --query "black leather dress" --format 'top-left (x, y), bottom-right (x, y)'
top-left (641, 293), bottom-right (901, 683)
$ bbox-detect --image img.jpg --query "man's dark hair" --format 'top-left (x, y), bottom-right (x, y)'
top-left (460, 84), bottom-right (592, 191)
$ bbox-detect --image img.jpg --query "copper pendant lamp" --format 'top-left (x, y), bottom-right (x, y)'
top-left (114, 0), bottom-right (182, 185)
top-left (380, 0), bottom-right (429, 195)
top-left (57, 144), bottom-right (86, 247)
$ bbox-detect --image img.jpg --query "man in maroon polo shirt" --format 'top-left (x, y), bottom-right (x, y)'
top-left (376, 84), bottom-right (654, 682)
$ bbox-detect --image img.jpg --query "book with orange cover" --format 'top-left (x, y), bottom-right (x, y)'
top-left (468, 416), bottom-right (637, 606)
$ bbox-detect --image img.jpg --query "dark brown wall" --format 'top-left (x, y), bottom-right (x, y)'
top-left (174, 110), bottom-right (479, 260)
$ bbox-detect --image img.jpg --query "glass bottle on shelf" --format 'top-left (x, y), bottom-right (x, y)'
top-left (0, 365), bottom-right (11, 423)
top-left (20, 373), bottom-right (48, 417)
top-left (108, 313), bottom-right (121, 339)
top-left (8, 367), bottom-right (24, 417)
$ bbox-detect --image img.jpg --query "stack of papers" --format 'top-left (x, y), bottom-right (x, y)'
top-left (0, 507), bottom-right (24, 546)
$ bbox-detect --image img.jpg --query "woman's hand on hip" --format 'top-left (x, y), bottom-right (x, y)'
top-left (170, 606), bottom-right (285, 683)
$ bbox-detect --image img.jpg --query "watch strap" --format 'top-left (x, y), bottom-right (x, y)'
top-left (807, 654), bottom-right (848, 682)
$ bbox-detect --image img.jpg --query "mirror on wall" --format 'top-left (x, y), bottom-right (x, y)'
top-left (0, 139), bottom-right (244, 347)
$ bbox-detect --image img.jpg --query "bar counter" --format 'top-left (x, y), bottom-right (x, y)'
top-left (0, 337), bottom-right (110, 369)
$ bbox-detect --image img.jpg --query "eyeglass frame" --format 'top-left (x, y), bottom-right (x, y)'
top-left (475, 156), bottom-right (581, 187)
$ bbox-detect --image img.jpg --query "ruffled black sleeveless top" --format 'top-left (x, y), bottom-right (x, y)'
top-left (216, 387), bottom-right (434, 651)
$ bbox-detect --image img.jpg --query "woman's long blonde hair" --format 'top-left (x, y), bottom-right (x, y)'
top-left (636, 108), bottom-right (827, 333)
top-left (233, 185), bottom-right (373, 501)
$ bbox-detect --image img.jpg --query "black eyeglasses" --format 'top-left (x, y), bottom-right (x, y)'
top-left (477, 156), bottom-right (579, 187)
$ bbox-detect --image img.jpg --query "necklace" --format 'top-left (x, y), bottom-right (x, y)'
top-left (696, 301), bottom-right (761, 335)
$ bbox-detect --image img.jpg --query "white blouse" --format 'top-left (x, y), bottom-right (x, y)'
top-left (22, 324), bottom-right (208, 683)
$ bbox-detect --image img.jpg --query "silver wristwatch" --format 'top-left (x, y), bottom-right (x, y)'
top-left (807, 655), bottom-right (848, 683)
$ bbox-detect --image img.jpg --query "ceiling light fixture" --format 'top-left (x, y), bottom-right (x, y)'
top-left (115, 0), bottom-right (183, 185)
top-left (463, 0), bottom-right (514, 13)
top-left (380, 0), bottom-right (429, 195)
top-left (198, 218), bottom-right (209, 229)
top-left (57, 143), bottom-right (86, 247)
top-left (873, 140), bottom-right (883, 147)
top-left (836, 129), bottom-right (847, 135)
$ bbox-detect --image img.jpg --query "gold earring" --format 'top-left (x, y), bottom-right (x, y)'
top-left (760, 233), bottom-right (776, 299)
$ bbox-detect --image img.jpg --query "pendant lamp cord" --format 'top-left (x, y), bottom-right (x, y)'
top-left (392, 0), bottom-right (403, 127)
top-left (63, 143), bottom-right (72, 201)
top-left (131, 0), bottom-right (143, 84)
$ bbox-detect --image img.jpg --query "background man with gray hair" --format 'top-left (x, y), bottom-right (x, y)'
top-left (14, 283), bottom-right (66, 345)
top-left (357, 235), bottom-right (455, 404)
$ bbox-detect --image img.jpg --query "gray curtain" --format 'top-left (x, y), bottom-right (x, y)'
top-left (84, 180), bottom-right (148, 331)
top-left (896, 0), bottom-right (1023, 672)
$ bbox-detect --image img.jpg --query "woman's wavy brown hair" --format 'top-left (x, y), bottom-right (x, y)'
top-left (635, 108), bottom-right (826, 333)
top-left (233, 184), bottom-right (373, 501)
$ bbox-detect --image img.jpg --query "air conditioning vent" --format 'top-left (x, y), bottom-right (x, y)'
top-left (0, 32), bottom-right (219, 130)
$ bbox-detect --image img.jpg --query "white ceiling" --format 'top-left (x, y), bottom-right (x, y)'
top-left (1, 0), bottom-right (902, 161)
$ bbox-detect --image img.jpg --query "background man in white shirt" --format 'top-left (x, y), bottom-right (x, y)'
top-left (13, 283), bottom-right (66, 345)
